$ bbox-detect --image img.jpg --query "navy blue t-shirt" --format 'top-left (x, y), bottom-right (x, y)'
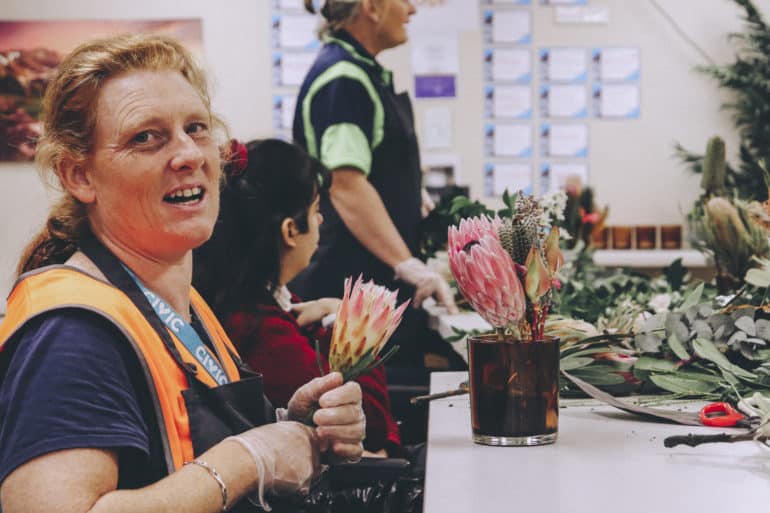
top-left (0, 308), bottom-right (166, 488)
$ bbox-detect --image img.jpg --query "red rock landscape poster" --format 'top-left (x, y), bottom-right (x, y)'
top-left (0, 19), bottom-right (203, 161)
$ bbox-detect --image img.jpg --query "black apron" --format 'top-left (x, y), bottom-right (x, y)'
top-left (293, 85), bottom-right (422, 303)
top-left (79, 234), bottom-right (272, 512)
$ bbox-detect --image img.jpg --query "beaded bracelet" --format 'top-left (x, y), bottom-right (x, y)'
top-left (185, 459), bottom-right (228, 512)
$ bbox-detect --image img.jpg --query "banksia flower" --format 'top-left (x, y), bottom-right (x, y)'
top-left (701, 136), bottom-right (726, 196)
top-left (498, 193), bottom-right (545, 264)
top-left (705, 197), bottom-right (750, 249)
top-left (328, 275), bottom-right (409, 379)
top-left (701, 197), bottom-right (770, 289)
top-left (448, 216), bottom-right (525, 328)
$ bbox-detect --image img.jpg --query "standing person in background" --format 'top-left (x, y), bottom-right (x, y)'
top-left (0, 34), bottom-right (365, 513)
top-left (292, 0), bottom-right (460, 367)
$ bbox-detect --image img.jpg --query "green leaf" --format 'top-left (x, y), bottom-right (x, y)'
top-left (720, 369), bottom-right (740, 386)
top-left (314, 338), bottom-right (325, 377)
top-left (735, 316), bottom-right (756, 336)
top-left (676, 369), bottom-right (723, 383)
top-left (341, 349), bottom-right (377, 381)
top-left (560, 356), bottom-right (595, 371)
top-left (365, 345), bottom-right (400, 374)
top-left (666, 332), bottom-right (691, 360)
top-left (692, 337), bottom-right (758, 380)
top-left (649, 373), bottom-right (721, 395)
top-left (746, 262), bottom-right (770, 287)
top-left (634, 356), bottom-right (678, 372)
top-left (680, 283), bottom-right (704, 311)
top-left (571, 367), bottom-right (627, 386)
top-left (560, 347), bottom-right (611, 358)
top-left (642, 313), bottom-right (666, 333)
top-left (502, 189), bottom-right (512, 211)
top-left (635, 332), bottom-right (663, 353)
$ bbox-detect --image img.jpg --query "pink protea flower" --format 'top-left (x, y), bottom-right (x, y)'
top-left (447, 216), bottom-right (526, 328)
top-left (329, 275), bottom-right (409, 378)
top-left (447, 215), bottom-right (504, 253)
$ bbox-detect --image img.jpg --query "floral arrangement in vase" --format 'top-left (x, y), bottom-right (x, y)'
top-left (448, 191), bottom-right (563, 341)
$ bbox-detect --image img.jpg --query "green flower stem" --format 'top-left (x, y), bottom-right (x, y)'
top-left (303, 344), bottom-right (401, 426)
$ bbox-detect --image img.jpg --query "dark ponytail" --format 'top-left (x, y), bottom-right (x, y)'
top-left (194, 139), bottom-right (330, 318)
top-left (16, 195), bottom-right (89, 275)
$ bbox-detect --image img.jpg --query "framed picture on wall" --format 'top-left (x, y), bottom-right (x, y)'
top-left (0, 19), bottom-right (203, 162)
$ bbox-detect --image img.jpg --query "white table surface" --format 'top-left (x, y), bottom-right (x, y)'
top-left (424, 372), bottom-right (770, 513)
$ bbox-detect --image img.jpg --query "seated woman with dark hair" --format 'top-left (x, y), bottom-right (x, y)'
top-left (194, 139), bottom-right (402, 457)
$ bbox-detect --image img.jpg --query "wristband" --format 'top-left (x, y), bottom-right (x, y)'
top-left (185, 459), bottom-right (228, 512)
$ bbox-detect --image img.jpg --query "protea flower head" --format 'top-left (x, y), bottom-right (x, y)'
top-left (448, 216), bottom-right (525, 328)
top-left (329, 275), bottom-right (409, 378)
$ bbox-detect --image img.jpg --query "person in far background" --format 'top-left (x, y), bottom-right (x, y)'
top-left (292, 0), bottom-right (462, 368)
top-left (194, 138), bottom-right (403, 457)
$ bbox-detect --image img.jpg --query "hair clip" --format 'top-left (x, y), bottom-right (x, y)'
top-left (228, 139), bottom-right (248, 176)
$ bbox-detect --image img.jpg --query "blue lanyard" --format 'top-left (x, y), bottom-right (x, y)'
top-left (123, 266), bottom-right (230, 385)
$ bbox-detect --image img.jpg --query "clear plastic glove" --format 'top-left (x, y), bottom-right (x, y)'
top-left (421, 187), bottom-right (436, 218)
top-left (228, 421), bottom-right (322, 510)
top-left (291, 298), bottom-right (341, 327)
top-left (394, 257), bottom-right (459, 313)
top-left (285, 372), bottom-right (365, 462)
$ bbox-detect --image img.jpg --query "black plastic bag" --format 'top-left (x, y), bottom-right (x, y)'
top-left (269, 457), bottom-right (423, 513)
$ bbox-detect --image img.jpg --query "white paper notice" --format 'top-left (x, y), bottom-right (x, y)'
top-left (485, 123), bottom-right (532, 157)
top-left (409, 0), bottom-right (480, 33)
top-left (411, 33), bottom-right (459, 75)
top-left (541, 47), bottom-right (587, 83)
top-left (485, 163), bottom-right (533, 197)
top-left (593, 47), bottom-right (640, 81)
top-left (273, 94), bottom-right (297, 130)
top-left (423, 107), bottom-right (453, 149)
top-left (485, 85), bottom-right (532, 118)
top-left (541, 84), bottom-right (587, 118)
top-left (484, 9), bottom-right (531, 44)
top-left (541, 162), bottom-right (589, 193)
top-left (274, 0), bottom-right (304, 9)
top-left (595, 83), bottom-right (640, 118)
top-left (484, 48), bottom-right (531, 83)
top-left (277, 14), bottom-right (319, 49)
top-left (540, 123), bottom-right (588, 157)
top-left (274, 51), bottom-right (317, 86)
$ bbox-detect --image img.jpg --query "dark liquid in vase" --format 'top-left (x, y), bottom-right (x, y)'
top-left (469, 336), bottom-right (559, 437)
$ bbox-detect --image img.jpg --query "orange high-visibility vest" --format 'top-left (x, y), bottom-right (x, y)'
top-left (0, 265), bottom-right (243, 474)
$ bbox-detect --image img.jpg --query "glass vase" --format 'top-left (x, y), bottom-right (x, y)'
top-left (468, 334), bottom-right (559, 446)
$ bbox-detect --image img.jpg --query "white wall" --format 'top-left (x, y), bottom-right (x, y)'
top-left (0, 0), bottom-right (767, 306)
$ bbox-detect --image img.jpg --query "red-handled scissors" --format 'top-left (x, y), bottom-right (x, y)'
top-left (699, 402), bottom-right (757, 428)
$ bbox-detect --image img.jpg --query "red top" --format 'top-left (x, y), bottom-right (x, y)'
top-left (223, 296), bottom-right (402, 453)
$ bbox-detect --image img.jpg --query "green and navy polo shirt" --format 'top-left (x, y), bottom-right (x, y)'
top-left (292, 30), bottom-right (394, 176)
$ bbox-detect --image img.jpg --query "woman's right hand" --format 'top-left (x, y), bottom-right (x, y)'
top-left (229, 421), bottom-right (321, 500)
